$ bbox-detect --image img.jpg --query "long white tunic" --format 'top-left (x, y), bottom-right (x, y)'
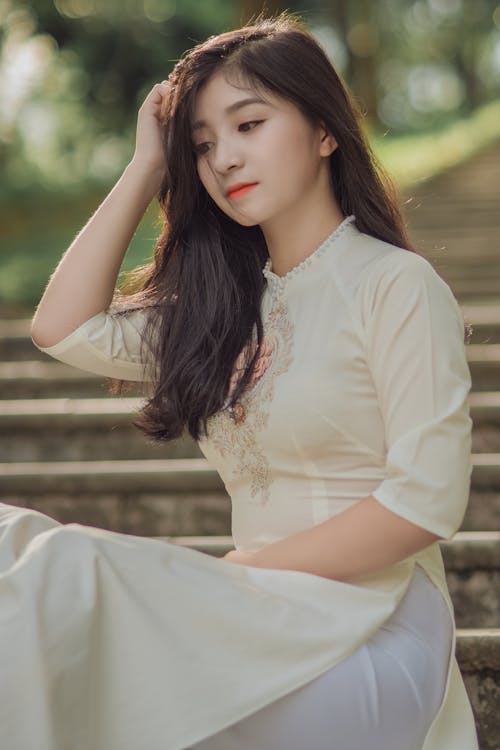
top-left (5, 215), bottom-right (477, 749)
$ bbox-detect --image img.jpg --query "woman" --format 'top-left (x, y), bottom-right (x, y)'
top-left (15, 9), bottom-right (477, 750)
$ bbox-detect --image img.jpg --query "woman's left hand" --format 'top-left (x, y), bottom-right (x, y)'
top-left (223, 549), bottom-right (259, 566)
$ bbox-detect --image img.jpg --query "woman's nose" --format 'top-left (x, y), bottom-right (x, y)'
top-left (210, 138), bottom-right (243, 174)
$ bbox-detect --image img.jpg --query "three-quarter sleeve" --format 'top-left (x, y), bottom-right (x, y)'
top-left (32, 307), bottom-right (156, 382)
top-left (361, 250), bottom-right (473, 540)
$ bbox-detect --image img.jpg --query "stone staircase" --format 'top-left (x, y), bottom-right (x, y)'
top-left (1, 141), bottom-right (500, 747)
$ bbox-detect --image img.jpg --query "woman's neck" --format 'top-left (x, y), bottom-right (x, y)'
top-left (260, 174), bottom-right (344, 277)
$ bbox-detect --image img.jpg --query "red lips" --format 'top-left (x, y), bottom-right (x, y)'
top-left (226, 182), bottom-right (258, 198)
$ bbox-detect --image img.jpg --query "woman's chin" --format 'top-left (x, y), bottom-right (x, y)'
top-left (235, 216), bottom-right (260, 227)
top-left (222, 209), bottom-right (261, 227)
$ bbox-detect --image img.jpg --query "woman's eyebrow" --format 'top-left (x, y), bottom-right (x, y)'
top-left (191, 96), bottom-right (270, 132)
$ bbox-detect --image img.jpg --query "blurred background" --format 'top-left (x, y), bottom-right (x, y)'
top-left (1, 0), bottom-right (500, 313)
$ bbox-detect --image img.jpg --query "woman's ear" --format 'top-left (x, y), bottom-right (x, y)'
top-left (319, 123), bottom-right (338, 157)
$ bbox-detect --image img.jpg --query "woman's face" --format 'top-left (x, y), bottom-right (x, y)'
top-left (191, 70), bottom-right (336, 229)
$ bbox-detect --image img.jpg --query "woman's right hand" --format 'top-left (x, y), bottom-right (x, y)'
top-left (31, 79), bottom-right (174, 348)
top-left (131, 80), bottom-right (172, 180)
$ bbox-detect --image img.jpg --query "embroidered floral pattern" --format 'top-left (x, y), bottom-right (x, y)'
top-left (206, 297), bottom-right (294, 505)
top-left (227, 336), bottom-right (274, 404)
top-left (203, 216), bottom-right (356, 506)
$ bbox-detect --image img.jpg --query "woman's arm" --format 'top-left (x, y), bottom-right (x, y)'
top-left (31, 81), bottom-right (170, 348)
top-left (229, 496), bottom-right (440, 580)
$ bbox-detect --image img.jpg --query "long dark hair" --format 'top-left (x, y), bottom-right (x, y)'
top-left (112, 10), bottom-right (467, 443)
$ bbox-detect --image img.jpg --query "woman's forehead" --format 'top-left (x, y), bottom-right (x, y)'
top-left (190, 71), bottom-right (288, 129)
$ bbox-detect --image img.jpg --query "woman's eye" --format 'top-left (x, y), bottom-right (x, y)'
top-left (193, 121), bottom-right (264, 156)
top-left (238, 119), bottom-right (263, 132)
top-left (193, 143), bottom-right (209, 156)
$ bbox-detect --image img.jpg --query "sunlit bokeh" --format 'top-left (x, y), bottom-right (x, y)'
top-left (1, 0), bottom-right (499, 310)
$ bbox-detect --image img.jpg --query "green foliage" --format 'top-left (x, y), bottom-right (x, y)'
top-left (2, 0), bottom-right (500, 313)
top-left (2, 0), bottom-right (500, 192)
top-left (372, 98), bottom-right (500, 187)
top-left (0, 0), bottom-right (237, 191)
top-left (0, 186), bottom-right (160, 313)
top-left (3, 97), bottom-right (499, 315)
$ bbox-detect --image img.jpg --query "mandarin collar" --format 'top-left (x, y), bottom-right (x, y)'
top-left (262, 215), bottom-right (356, 300)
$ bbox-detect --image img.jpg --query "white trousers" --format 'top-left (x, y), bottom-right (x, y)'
top-left (189, 565), bottom-right (453, 750)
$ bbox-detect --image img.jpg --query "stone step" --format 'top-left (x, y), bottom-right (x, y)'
top-left (2, 485), bottom-right (497, 537)
top-left (464, 490), bottom-right (500, 531)
top-left (2, 394), bottom-right (500, 460)
top-left (409, 182), bottom-right (500, 204)
top-left (410, 214), bottom-right (500, 234)
top-left (467, 345), bottom-right (500, 391)
top-left (0, 397), bottom-right (202, 461)
top-left (0, 458), bottom-right (224, 493)
top-left (435, 264), bottom-right (500, 280)
top-left (406, 138), bottom-right (500, 192)
top-left (1, 340), bottom-right (499, 397)
top-left (2, 301), bottom-right (500, 358)
top-left (424, 240), bottom-right (500, 263)
top-left (2, 454), bottom-right (500, 494)
top-left (455, 281), bottom-right (500, 301)
top-left (470, 453), bottom-right (500, 489)
top-left (6, 492), bottom-right (232, 538)
top-left (0, 360), bottom-right (143, 398)
top-left (408, 187), bottom-right (500, 203)
top-left (0, 396), bottom-right (146, 426)
top-left (439, 531), bottom-right (500, 629)
top-left (455, 629), bottom-right (500, 750)
top-left (415, 223), bottom-right (500, 239)
top-left (470, 392), bottom-right (500, 452)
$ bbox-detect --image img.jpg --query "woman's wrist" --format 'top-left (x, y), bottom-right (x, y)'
top-left (223, 549), bottom-right (262, 567)
top-left (125, 158), bottom-right (164, 197)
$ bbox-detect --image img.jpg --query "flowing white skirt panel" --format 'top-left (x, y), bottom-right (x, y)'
top-left (190, 565), bottom-right (453, 750)
top-left (0, 505), bottom-right (432, 750)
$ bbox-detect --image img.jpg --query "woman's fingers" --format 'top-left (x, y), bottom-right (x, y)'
top-left (141, 81), bottom-right (170, 109)
top-left (132, 80), bottom-right (173, 174)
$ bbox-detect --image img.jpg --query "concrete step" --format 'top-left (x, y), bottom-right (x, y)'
top-left (2, 484), bottom-right (497, 536)
top-left (405, 137), bottom-right (500, 195)
top-left (470, 392), bottom-right (500, 452)
top-left (0, 458), bottom-right (224, 493)
top-left (464, 491), bottom-right (500, 532)
top-left (0, 319), bottom-right (33, 361)
top-left (414, 223), bottom-right (500, 241)
top-left (439, 531), bottom-right (500, 629)
top-left (455, 629), bottom-right (500, 750)
top-left (2, 394), bottom-right (500, 460)
top-left (454, 281), bottom-right (500, 302)
top-left (412, 225), bottom-right (500, 255)
top-left (436, 265), bottom-right (500, 283)
top-left (2, 302), bottom-right (500, 358)
top-left (1, 340), bottom-right (499, 397)
top-left (6, 492), bottom-right (232, 538)
top-left (423, 238), bottom-right (500, 263)
top-left (408, 192), bottom-right (500, 208)
top-left (470, 453), bottom-right (500, 489)
top-left (2, 454), bottom-right (500, 494)
top-left (0, 360), bottom-right (143, 398)
top-left (0, 398), bottom-right (202, 461)
top-left (467, 345), bottom-right (500, 391)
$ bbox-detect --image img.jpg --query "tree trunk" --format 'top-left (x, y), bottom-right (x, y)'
top-left (346, 0), bottom-right (379, 126)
